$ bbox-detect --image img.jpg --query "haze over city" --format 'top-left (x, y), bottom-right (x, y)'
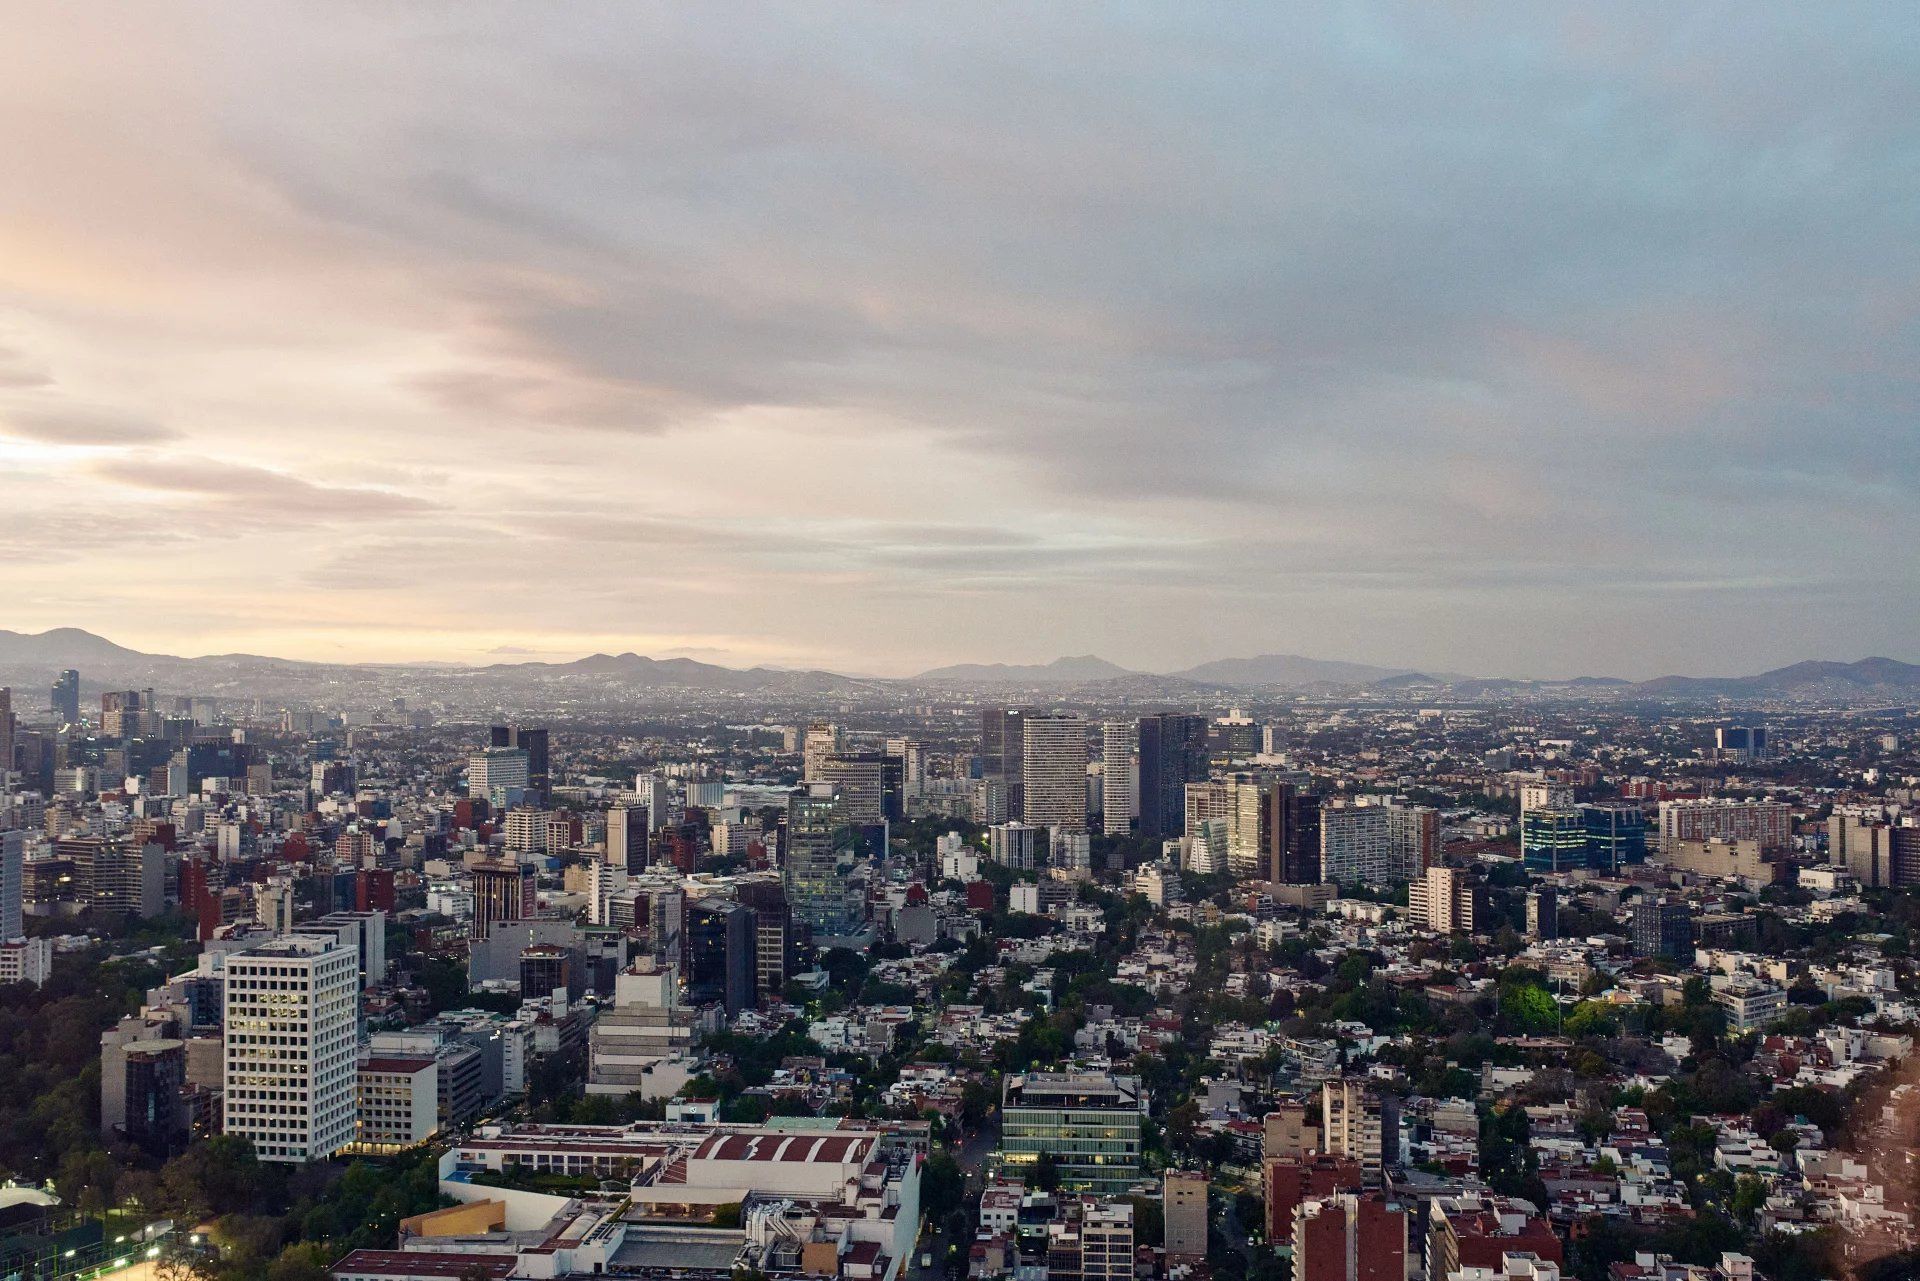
top-left (2, 6), bottom-right (1917, 677)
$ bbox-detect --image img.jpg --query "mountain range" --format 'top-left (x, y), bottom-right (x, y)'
top-left (0, 628), bottom-right (1915, 704)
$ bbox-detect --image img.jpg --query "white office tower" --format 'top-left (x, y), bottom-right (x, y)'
top-left (1100, 721), bottom-right (1138, 836)
top-left (1, 829), bottom-right (21, 940)
top-left (254, 878), bottom-right (296, 934)
top-left (1051, 829), bottom-right (1093, 873)
top-left (1186, 817), bottom-right (1228, 875)
top-left (587, 961), bottom-right (703, 1097)
top-left (1021, 713), bottom-right (1088, 831)
top-left (801, 722), bottom-right (844, 781)
top-left (989, 821), bottom-right (1043, 871)
top-left (222, 935), bottom-right (359, 1162)
top-left (586, 859), bottom-right (628, 927)
top-left (1518, 780), bottom-right (1574, 827)
top-left (634, 774), bottom-right (673, 831)
top-left (469, 748), bottom-right (529, 808)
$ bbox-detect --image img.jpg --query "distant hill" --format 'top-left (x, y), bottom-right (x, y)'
top-left (0, 628), bottom-right (1914, 706)
top-left (481, 651), bottom-right (861, 693)
top-left (1633, 657), bottom-right (1920, 699)
top-left (1170, 653), bottom-right (1420, 687)
top-left (913, 655), bottom-right (1136, 683)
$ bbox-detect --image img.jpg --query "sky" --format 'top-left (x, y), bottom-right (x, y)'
top-left (0, 4), bottom-right (1916, 679)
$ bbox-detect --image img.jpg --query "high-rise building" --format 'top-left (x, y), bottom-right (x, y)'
top-left (1319, 804), bottom-right (1395, 886)
top-left (1292, 1193), bottom-right (1408, 1281)
top-left (1137, 714), bottom-right (1210, 839)
top-left (1163, 1170), bottom-right (1209, 1262)
top-left (1022, 714), bottom-right (1088, 832)
top-left (989, 821), bottom-right (1044, 871)
top-left (585, 962), bottom-right (702, 1096)
top-left (1386, 804), bottom-right (1439, 879)
top-left (470, 859), bottom-right (535, 940)
top-left (1520, 808), bottom-right (1587, 874)
top-left (1100, 720), bottom-right (1137, 836)
top-left (1321, 1080), bottom-right (1395, 1175)
top-left (0, 829), bottom-right (21, 941)
top-left (1631, 900), bottom-right (1693, 960)
top-left (222, 935), bottom-right (358, 1163)
top-left (802, 722), bottom-right (844, 782)
top-left (1715, 726), bottom-right (1769, 760)
top-left (686, 898), bottom-right (755, 1015)
top-left (489, 725), bottom-right (550, 802)
top-left (812, 752), bottom-right (888, 825)
top-left (1265, 783), bottom-right (1323, 885)
top-left (606, 804), bottom-right (651, 873)
top-left (737, 880), bottom-right (795, 1000)
top-left (999, 1072), bottom-right (1145, 1193)
top-left (469, 748), bottom-right (530, 809)
top-left (980, 708), bottom-right (1028, 793)
top-left (1581, 803), bottom-right (1648, 872)
top-left (783, 788), bottom-right (866, 942)
top-left (1408, 865), bottom-right (1483, 934)
top-left (1656, 799), bottom-right (1792, 851)
top-left (1830, 810), bottom-right (1920, 889)
top-left (51, 670), bottom-right (81, 726)
top-left (633, 774), bottom-right (673, 830)
top-left (1526, 888), bottom-right (1559, 940)
top-left (0, 688), bottom-right (14, 779)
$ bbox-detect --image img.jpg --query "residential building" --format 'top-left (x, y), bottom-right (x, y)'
top-left (1022, 714), bottom-right (1088, 832)
top-left (1100, 721), bottom-right (1137, 836)
top-left (1163, 1170), bottom-right (1208, 1262)
top-left (1320, 804), bottom-right (1395, 886)
top-left (1293, 1192), bottom-right (1408, 1281)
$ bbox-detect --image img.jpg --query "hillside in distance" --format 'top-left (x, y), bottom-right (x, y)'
top-left (0, 629), bottom-right (1915, 708)
top-left (913, 655), bottom-right (1137, 683)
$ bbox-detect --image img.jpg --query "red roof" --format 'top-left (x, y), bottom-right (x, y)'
top-left (692, 1132), bottom-right (870, 1164)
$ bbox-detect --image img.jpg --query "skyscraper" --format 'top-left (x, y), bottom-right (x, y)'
top-left (1264, 782), bottom-right (1323, 885)
top-left (1, 829), bottom-right (22, 941)
top-left (222, 935), bottom-right (358, 1163)
top-left (0, 688), bottom-right (14, 779)
top-left (980, 708), bottom-right (1028, 812)
top-left (1137, 713), bottom-right (1210, 839)
top-left (1100, 720), bottom-right (1137, 836)
top-left (50, 670), bottom-right (80, 726)
top-left (470, 859), bottom-right (535, 940)
top-left (812, 752), bottom-right (887, 825)
top-left (469, 748), bottom-right (529, 809)
top-left (1021, 713), bottom-right (1088, 832)
top-left (489, 725), bottom-right (550, 803)
top-left (1319, 804), bottom-right (1394, 886)
top-left (1520, 807), bottom-right (1587, 874)
top-left (606, 804), bottom-right (651, 873)
top-left (783, 788), bottom-right (866, 941)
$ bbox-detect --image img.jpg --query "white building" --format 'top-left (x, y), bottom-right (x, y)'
top-left (1100, 721), bottom-right (1138, 836)
top-left (469, 749), bottom-right (530, 809)
top-left (222, 935), bottom-right (359, 1162)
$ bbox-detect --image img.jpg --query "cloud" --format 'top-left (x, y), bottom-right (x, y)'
top-left (89, 455), bottom-right (439, 518)
top-left (3, 405), bottom-right (178, 446)
top-left (0, 5), bottom-right (1914, 675)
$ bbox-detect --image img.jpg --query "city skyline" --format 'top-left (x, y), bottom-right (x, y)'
top-left (3, 7), bottom-right (1917, 677)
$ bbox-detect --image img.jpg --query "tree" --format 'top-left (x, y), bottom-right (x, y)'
top-left (1029, 1152), bottom-right (1060, 1192)
top-left (922, 1152), bottom-right (965, 1223)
